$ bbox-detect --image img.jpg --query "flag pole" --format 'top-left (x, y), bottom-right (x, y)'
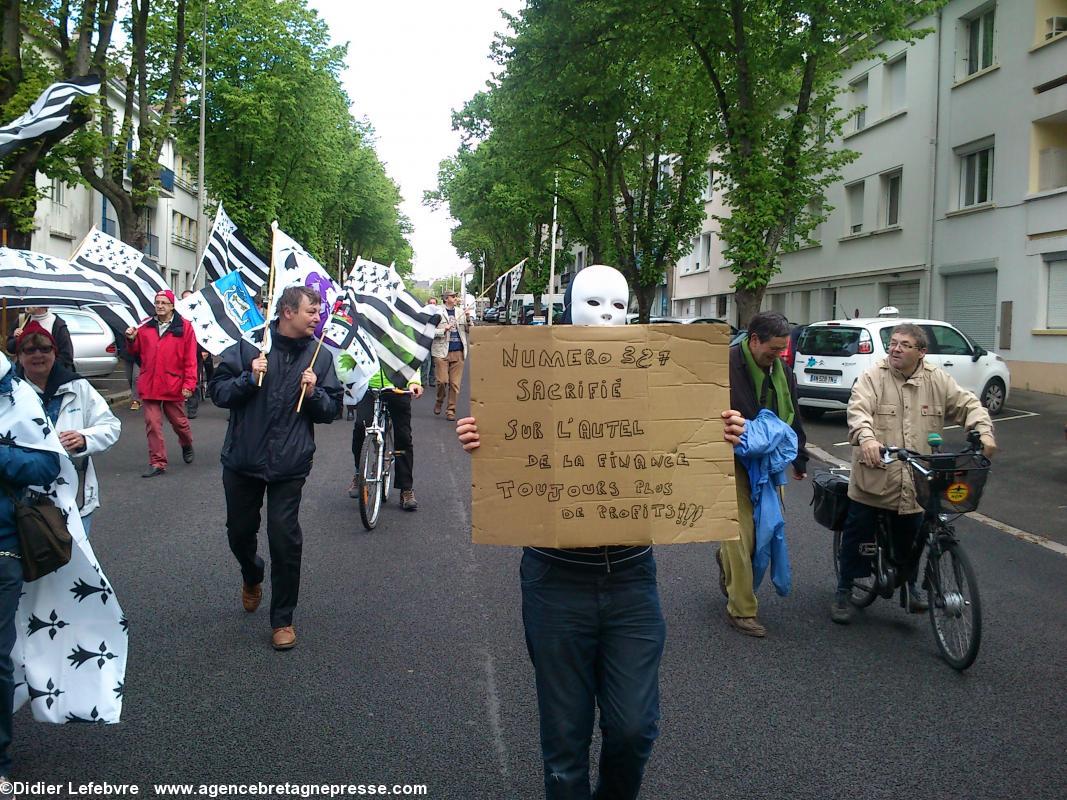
top-left (547, 171), bottom-right (558, 326)
top-left (195, 0), bottom-right (208, 284)
top-left (295, 326), bottom-right (328, 413)
top-left (258, 220), bottom-right (278, 386)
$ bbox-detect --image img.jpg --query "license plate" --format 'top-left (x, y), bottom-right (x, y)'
top-left (810, 374), bottom-right (839, 385)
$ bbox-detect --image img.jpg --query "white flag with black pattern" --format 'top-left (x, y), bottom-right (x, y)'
top-left (0, 75), bottom-right (101, 159)
top-left (199, 204), bottom-right (270, 293)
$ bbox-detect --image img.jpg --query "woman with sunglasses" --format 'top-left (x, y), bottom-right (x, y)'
top-left (13, 321), bottom-right (120, 536)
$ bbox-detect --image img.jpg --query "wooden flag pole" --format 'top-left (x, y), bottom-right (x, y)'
top-left (295, 325), bottom-right (328, 413)
top-left (258, 221), bottom-right (279, 387)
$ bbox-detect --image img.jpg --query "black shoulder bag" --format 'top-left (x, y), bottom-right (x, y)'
top-left (3, 484), bottom-right (72, 582)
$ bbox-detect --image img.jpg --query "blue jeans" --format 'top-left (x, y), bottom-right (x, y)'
top-left (0, 555), bottom-right (23, 776)
top-left (520, 551), bottom-right (666, 800)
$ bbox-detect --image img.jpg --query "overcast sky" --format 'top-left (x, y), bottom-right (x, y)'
top-left (307, 0), bottom-right (524, 283)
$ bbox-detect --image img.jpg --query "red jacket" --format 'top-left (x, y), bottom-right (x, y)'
top-left (128, 314), bottom-right (198, 401)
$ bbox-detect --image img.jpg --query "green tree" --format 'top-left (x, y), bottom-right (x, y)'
top-left (472, 0), bottom-right (715, 320)
top-left (640, 0), bottom-right (945, 324)
top-left (0, 0), bottom-right (118, 248)
top-left (178, 0), bottom-right (412, 268)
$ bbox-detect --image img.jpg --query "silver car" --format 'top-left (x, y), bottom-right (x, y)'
top-left (54, 308), bottom-right (118, 377)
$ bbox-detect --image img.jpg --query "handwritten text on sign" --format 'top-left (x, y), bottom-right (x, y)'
top-left (469, 325), bottom-right (739, 548)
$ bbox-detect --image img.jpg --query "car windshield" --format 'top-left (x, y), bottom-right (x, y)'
top-left (56, 312), bottom-right (104, 334)
top-left (797, 326), bottom-right (864, 357)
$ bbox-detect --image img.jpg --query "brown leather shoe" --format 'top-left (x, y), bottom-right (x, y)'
top-left (433, 403), bottom-right (442, 415)
top-left (272, 625), bottom-right (296, 650)
top-left (726, 613), bottom-right (767, 638)
top-left (241, 582), bottom-right (262, 613)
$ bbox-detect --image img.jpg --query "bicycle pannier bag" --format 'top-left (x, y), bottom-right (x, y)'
top-left (12, 491), bottom-right (73, 582)
top-left (812, 472), bottom-right (851, 530)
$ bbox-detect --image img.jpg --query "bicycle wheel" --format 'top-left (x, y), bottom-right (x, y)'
top-left (358, 436), bottom-right (383, 530)
top-left (833, 528), bottom-right (878, 608)
top-left (381, 418), bottom-right (395, 503)
top-left (925, 539), bottom-right (982, 670)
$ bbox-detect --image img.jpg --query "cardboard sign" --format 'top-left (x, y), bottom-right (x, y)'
top-left (469, 324), bottom-right (739, 547)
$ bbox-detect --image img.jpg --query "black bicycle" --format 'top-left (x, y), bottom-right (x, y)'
top-left (815, 430), bottom-right (990, 670)
top-left (356, 387), bottom-right (409, 530)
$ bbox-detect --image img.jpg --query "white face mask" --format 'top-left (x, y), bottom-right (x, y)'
top-left (569, 265), bottom-right (630, 326)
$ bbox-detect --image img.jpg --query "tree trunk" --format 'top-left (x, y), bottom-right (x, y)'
top-left (114, 198), bottom-right (147, 254)
top-left (734, 284), bottom-right (765, 329)
top-left (634, 284), bottom-right (655, 323)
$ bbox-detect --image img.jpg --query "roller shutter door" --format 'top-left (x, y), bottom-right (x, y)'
top-left (887, 281), bottom-right (920, 317)
top-left (944, 272), bottom-right (996, 348)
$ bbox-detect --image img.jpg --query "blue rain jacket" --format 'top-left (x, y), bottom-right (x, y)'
top-left (735, 409), bottom-right (798, 596)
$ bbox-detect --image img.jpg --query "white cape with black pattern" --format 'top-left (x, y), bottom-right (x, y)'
top-left (0, 358), bottom-right (127, 723)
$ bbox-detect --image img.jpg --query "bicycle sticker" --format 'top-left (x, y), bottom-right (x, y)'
top-left (945, 482), bottom-right (970, 503)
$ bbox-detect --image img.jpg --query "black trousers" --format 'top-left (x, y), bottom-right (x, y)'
top-left (837, 499), bottom-right (923, 590)
top-left (352, 390), bottom-right (413, 491)
top-left (223, 467), bottom-right (306, 628)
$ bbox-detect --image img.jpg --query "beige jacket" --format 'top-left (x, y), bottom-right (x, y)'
top-left (846, 358), bottom-right (994, 514)
top-left (431, 306), bottom-right (470, 359)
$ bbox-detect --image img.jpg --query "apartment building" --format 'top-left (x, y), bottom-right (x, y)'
top-left (768, 0), bottom-right (1067, 394)
top-left (28, 80), bottom-right (208, 293)
top-left (672, 166), bottom-right (735, 321)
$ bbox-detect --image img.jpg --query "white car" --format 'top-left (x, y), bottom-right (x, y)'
top-left (53, 308), bottom-right (118, 377)
top-left (793, 310), bottom-right (1010, 420)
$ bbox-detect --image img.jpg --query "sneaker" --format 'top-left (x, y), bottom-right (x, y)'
top-left (401, 489), bottom-right (418, 511)
top-left (129, 400), bottom-right (141, 411)
top-left (182, 444), bottom-right (194, 464)
top-left (347, 476), bottom-right (360, 499)
top-left (141, 466), bottom-right (165, 478)
top-left (907, 583), bottom-right (929, 613)
top-left (726, 613), bottom-right (766, 638)
top-left (271, 625), bottom-right (296, 650)
top-left (831, 590), bottom-right (853, 625)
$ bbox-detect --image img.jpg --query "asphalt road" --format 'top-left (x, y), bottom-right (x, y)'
top-left (15, 374), bottom-right (1067, 799)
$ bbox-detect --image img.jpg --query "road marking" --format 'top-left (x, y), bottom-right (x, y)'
top-left (830, 408), bottom-right (1041, 447)
top-left (807, 444), bottom-right (1067, 559)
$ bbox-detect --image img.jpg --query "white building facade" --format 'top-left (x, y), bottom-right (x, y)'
top-left (769, 0), bottom-right (1067, 395)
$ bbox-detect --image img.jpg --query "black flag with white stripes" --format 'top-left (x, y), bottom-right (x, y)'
top-left (0, 75), bottom-right (101, 159)
top-left (71, 228), bottom-right (170, 328)
top-left (200, 204), bottom-right (270, 292)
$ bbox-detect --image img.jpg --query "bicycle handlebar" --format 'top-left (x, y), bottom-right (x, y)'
top-left (880, 429), bottom-right (984, 473)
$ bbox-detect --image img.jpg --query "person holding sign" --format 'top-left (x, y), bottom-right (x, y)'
top-left (456, 264), bottom-right (746, 800)
top-left (831, 323), bottom-right (995, 625)
top-left (210, 286), bottom-right (342, 651)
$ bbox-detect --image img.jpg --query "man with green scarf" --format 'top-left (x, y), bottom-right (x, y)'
top-left (717, 311), bottom-right (809, 637)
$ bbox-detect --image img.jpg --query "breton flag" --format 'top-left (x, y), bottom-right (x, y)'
top-left (0, 75), bottom-right (101, 159)
top-left (268, 227), bottom-right (381, 397)
top-left (0, 248), bottom-right (126, 308)
top-left (344, 258), bottom-right (442, 388)
top-left (493, 258), bottom-right (525, 319)
top-left (71, 227), bottom-right (170, 330)
top-left (200, 203), bottom-right (270, 292)
top-left (174, 271), bottom-right (265, 356)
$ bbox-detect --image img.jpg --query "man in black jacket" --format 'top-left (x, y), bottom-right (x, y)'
top-left (210, 286), bottom-right (342, 651)
top-left (717, 311), bottom-right (809, 638)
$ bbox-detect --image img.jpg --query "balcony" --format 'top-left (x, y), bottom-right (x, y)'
top-left (174, 173), bottom-right (197, 194)
top-left (171, 232), bottom-right (197, 251)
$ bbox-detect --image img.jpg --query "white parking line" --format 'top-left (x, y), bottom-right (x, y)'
top-left (806, 443), bottom-right (1067, 559)
top-left (831, 408), bottom-right (1041, 447)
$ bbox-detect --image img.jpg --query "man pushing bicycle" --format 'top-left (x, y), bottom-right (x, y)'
top-left (831, 322), bottom-right (997, 624)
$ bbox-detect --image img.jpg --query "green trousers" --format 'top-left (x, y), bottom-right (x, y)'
top-left (720, 466), bottom-right (783, 619)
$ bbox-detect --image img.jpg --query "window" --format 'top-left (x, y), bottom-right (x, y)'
top-left (716, 295), bottom-right (727, 317)
top-left (700, 233), bottom-right (712, 270)
top-left (881, 170), bottom-right (902, 227)
top-left (1048, 260), bottom-right (1067, 328)
top-left (846, 182), bottom-right (865, 234)
top-left (884, 57), bottom-right (906, 114)
top-left (926, 325), bottom-right (973, 356)
top-left (850, 75), bottom-right (868, 132)
top-left (703, 168), bottom-right (714, 201)
top-left (959, 145), bottom-right (994, 208)
top-left (50, 178), bottom-right (66, 207)
top-left (965, 6), bottom-right (996, 76)
top-left (1033, 116), bottom-right (1067, 193)
top-left (575, 250), bottom-right (584, 271)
